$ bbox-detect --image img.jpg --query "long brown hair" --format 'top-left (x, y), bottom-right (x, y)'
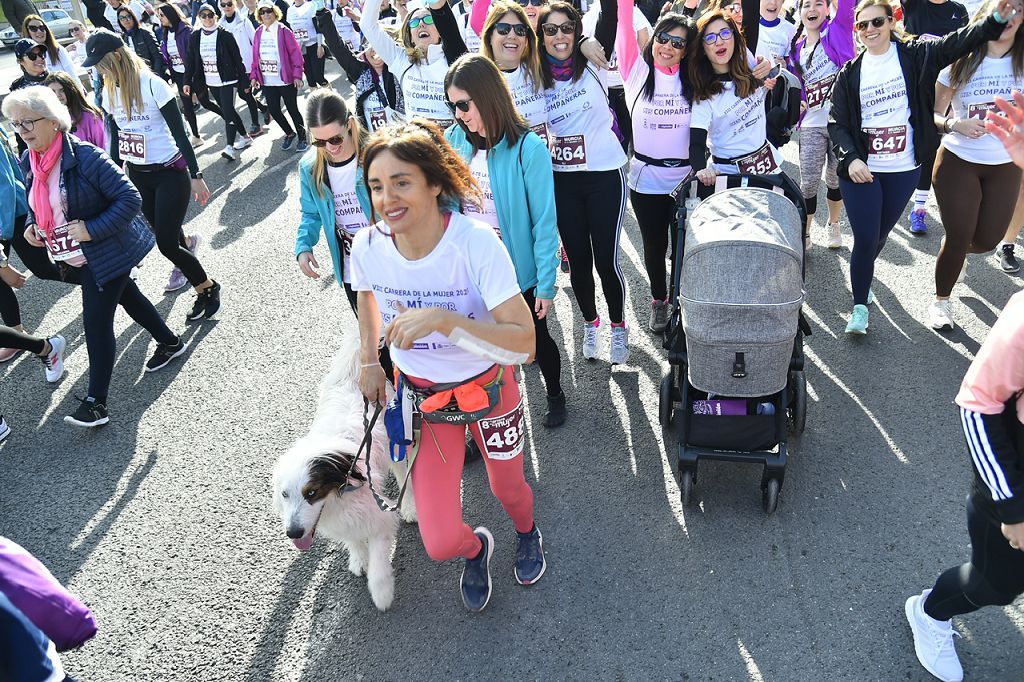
top-left (481, 2), bottom-right (543, 93)
top-left (537, 2), bottom-right (586, 88)
top-left (949, 0), bottom-right (1024, 87)
top-left (44, 71), bottom-right (103, 127)
top-left (445, 54), bottom-right (529, 151)
top-left (362, 118), bottom-right (483, 221)
top-left (22, 14), bottom-right (60, 65)
top-left (305, 88), bottom-right (369, 199)
top-left (689, 10), bottom-right (758, 102)
top-left (116, 6), bottom-right (144, 32)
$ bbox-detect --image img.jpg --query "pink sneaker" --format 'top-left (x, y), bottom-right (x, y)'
top-left (0, 347), bottom-right (21, 363)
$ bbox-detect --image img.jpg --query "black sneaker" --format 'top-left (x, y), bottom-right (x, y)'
top-left (186, 281), bottom-right (221, 322)
top-left (1001, 244), bottom-right (1020, 273)
top-left (461, 527), bottom-right (494, 612)
top-left (145, 337), bottom-right (190, 372)
top-left (515, 524), bottom-right (546, 585)
top-left (64, 396), bottom-right (109, 428)
top-left (543, 392), bottom-right (566, 428)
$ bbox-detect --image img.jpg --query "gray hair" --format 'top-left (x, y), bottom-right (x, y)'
top-left (1, 85), bottom-right (73, 133)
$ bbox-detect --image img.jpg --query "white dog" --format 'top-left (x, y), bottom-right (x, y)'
top-left (272, 342), bottom-right (416, 611)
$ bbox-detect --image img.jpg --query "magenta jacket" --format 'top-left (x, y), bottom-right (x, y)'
top-left (788, 0), bottom-right (856, 127)
top-left (250, 23), bottom-right (304, 85)
top-left (74, 110), bottom-right (107, 150)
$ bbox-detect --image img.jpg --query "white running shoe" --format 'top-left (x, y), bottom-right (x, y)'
top-left (40, 335), bottom-right (66, 383)
top-left (220, 145), bottom-right (237, 161)
top-left (190, 134), bottom-right (203, 148)
top-left (905, 590), bottom-right (963, 682)
top-left (827, 221), bottom-right (842, 249)
top-left (233, 136), bottom-right (252, 150)
top-left (609, 324), bottom-right (630, 365)
top-left (929, 299), bottom-right (954, 331)
top-left (582, 321), bottom-right (601, 360)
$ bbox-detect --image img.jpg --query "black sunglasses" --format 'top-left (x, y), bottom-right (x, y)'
top-left (655, 31), bottom-right (686, 49)
top-left (23, 49), bottom-right (46, 61)
top-left (220, 1), bottom-right (233, 5)
top-left (445, 97), bottom-right (473, 113)
top-left (258, 8), bottom-right (275, 15)
top-left (495, 22), bottom-right (529, 37)
top-left (518, 0), bottom-right (546, 5)
top-left (198, 11), bottom-right (215, 18)
top-left (27, 23), bottom-right (47, 33)
top-left (118, 13), bottom-right (134, 20)
top-left (312, 134), bottom-right (347, 147)
top-left (540, 20), bottom-right (575, 36)
top-left (855, 15), bottom-right (888, 31)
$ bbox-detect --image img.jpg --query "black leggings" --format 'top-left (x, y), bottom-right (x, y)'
top-left (208, 83), bottom-right (247, 146)
top-left (302, 44), bottom-right (328, 87)
top-left (629, 189), bottom-right (678, 302)
top-left (1, 216), bottom-right (79, 328)
top-left (237, 83), bottom-right (266, 128)
top-left (80, 264), bottom-right (177, 402)
top-left (924, 496), bottom-right (1024, 621)
top-left (554, 168), bottom-right (627, 323)
top-left (127, 166), bottom-right (209, 287)
top-left (169, 69), bottom-right (222, 138)
top-left (263, 84), bottom-right (305, 138)
top-left (522, 288), bottom-right (562, 397)
top-left (0, 325), bottom-right (45, 354)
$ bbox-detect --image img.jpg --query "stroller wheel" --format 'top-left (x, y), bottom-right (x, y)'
top-left (659, 371), bottom-right (675, 426)
top-left (762, 478), bottom-right (780, 514)
top-left (680, 470), bottom-right (694, 506)
top-left (787, 371), bottom-right (807, 434)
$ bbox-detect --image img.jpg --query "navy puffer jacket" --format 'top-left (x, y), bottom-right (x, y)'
top-left (20, 134), bottom-right (153, 287)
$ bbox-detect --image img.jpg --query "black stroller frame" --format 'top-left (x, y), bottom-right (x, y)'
top-left (658, 173), bottom-right (810, 514)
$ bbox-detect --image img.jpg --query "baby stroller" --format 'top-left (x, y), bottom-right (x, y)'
top-left (658, 173), bottom-right (809, 514)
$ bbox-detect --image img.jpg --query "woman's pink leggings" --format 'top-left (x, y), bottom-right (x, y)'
top-left (407, 365), bottom-right (535, 562)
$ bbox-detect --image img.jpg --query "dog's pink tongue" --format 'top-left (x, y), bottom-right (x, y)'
top-left (292, 533), bottom-right (314, 551)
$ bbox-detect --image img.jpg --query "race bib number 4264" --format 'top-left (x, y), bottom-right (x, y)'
top-left (551, 134), bottom-right (587, 169)
top-left (477, 403), bottom-right (525, 461)
top-left (865, 125), bottom-right (908, 156)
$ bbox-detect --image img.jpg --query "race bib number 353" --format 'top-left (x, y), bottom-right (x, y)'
top-left (865, 125), bottom-right (908, 156)
top-left (477, 403), bottom-right (525, 461)
top-left (736, 144), bottom-right (778, 175)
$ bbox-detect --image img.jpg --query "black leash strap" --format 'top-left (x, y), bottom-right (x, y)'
top-left (341, 399), bottom-right (384, 493)
top-left (354, 398), bottom-right (417, 514)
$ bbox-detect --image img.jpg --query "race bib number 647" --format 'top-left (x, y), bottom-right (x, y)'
top-left (865, 125), bottom-right (908, 156)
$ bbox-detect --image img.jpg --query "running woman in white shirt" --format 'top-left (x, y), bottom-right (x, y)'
top-left (827, 0), bottom-right (1012, 335)
top-left (787, 0), bottom-right (854, 248)
top-left (220, 0), bottom-right (269, 138)
top-left (929, 0), bottom-right (1024, 331)
top-left (353, 120), bottom-right (544, 612)
top-left (539, 0), bottom-right (631, 364)
top-left (159, 3), bottom-right (224, 145)
top-left (21, 14), bottom-right (78, 79)
top-left (251, 0), bottom-right (309, 152)
top-left (290, 0), bottom-right (329, 87)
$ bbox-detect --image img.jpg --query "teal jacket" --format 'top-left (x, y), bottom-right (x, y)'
top-left (296, 150), bottom-right (372, 286)
top-left (1, 129), bottom-right (28, 241)
top-left (446, 126), bottom-right (559, 300)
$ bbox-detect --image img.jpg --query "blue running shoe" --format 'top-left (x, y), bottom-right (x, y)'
top-left (515, 524), bottom-right (546, 585)
top-left (461, 527), bottom-right (494, 612)
top-left (281, 134), bottom-right (297, 151)
top-left (909, 209), bottom-right (928, 235)
top-left (845, 304), bottom-right (869, 335)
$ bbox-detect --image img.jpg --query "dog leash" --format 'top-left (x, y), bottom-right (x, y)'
top-left (352, 398), bottom-right (418, 514)
top-left (339, 400), bottom-right (384, 494)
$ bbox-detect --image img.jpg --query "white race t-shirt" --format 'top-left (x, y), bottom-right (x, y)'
top-left (755, 16), bottom-right (797, 65)
top-left (288, 1), bottom-right (320, 46)
top-left (393, 45), bottom-right (455, 129)
top-left (463, 150), bottom-right (501, 235)
top-left (167, 29), bottom-right (185, 73)
top-left (110, 72), bottom-right (180, 165)
top-left (326, 157), bottom-right (371, 282)
top-left (690, 82), bottom-right (781, 174)
top-left (258, 24), bottom-right (286, 86)
top-left (200, 30), bottom-right (234, 87)
top-left (859, 43), bottom-right (917, 172)
top-left (799, 40), bottom-right (839, 128)
top-left (455, 2), bottom-right (482, 53)
top-left (503, 65), bottom-right (548, 144)
top-left (220, 12), bottom-right (256, 72)
top-left (544, 67), bottom-right (628, 172)
top-left (331, 7), bottom-right (360, 49)
top-left (349, 211), bottom-right (522, 383)
top-left (623, 60), bottom-right (691, 194)
top-left (581, 4), bottom-right (650, 89)
top-left (938, 56), bottom-right (1024, 165)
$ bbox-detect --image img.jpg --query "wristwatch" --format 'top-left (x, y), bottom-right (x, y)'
top-left (0, 253), bottom-right (8, 269)
top-left (192, 172), bottom-right (204, 180)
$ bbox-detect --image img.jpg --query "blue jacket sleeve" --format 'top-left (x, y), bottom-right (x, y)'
top-left (521, 133), bottom-right (559, 300)
top-left (296, 161), bottom-right (324, 257)
top-left (81, 145), bottom-right (143, 242)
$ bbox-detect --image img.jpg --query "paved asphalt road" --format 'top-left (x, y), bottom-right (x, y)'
top-left (1, 58), bottom-right (1023, 681)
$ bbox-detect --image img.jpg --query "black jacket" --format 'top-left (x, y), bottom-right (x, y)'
top-left (125, 27), bottom-right (168, 79)
top-left (185, 26), bottom-right (250, 93)
top-left (827, 15), bottom-right (1004, 180)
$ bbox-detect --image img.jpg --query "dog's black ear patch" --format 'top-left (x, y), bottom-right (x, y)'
top-left (304, 452), bottom-right (366, 503)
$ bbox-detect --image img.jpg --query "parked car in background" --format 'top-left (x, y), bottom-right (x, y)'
top-left (1, 8), bottom-right (76, 48)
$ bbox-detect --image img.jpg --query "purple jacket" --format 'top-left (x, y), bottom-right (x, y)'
top-left (250, 23), bottom-right (304, 85)
top-left (788, 0), bottom-right (856, 126)
top-left (160, 23), bottom-right (192, 73)
top-left (74, 110), bottom-right (107, 150)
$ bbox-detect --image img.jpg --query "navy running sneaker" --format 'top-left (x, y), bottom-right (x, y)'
top-left (461, 527), bottom-right (494, 612)
top-left (515, 524), bottom-right (546, 585)
top-left (909, 209), bottom-right (928, 235)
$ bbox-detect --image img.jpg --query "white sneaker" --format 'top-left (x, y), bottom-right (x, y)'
top-left (40, 334), bottom-right (66, 383)
top-left (190, 134), bottom-right (203, 147)
top-left (581, 320), bottom-right (601, 360)
top-left (233, 136), bottom-right (252, 150)
top-left (220, 145), bottom-right (237, 161)
top-left (0, 415), bottom-right (10, 442)
top-left (929, 299), bottom-right (954, 331)
top-left (827, 221), bottom-right (842, 249)
top-left (609, 324), bottom-right (630, 365)
top-left (905, 590), bottom-right (963, 682)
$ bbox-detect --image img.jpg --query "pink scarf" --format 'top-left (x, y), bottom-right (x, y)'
top-left (29, 134), bottom-right (64, 241)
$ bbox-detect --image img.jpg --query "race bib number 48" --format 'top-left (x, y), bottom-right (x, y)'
top-left (865, 125), bottom-right (908, 156)
top-left (551, 134), bottom-right (587, 169)
top-left (118, 131), bottom-right (146, 164)
top-left (477, 403), bottom-right (525, 461)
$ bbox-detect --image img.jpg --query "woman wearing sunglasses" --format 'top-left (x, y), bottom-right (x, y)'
top-left (926, 0), bottom-right (1024, 331)
top-left (220, 0), bottom-right (269, 138)
top-left (44, 72), bottom-right (107, 150)
top-left (251, 0), bottom-right (309, 151)
top-left (444, 54), bottom-right (565, 426)
top-left (786, 0), bottom-right (854, 249)
top-left (362, 0), bottom-right (469, 130)
top-left (537, 0), bottom-right (631, 364)
top-left (828, 0), bottom-right (1014, 335)
top-left (353, 119), bottom-right (543, 613)
top-left (184, 4), bottom-right (254, 161)
top-left (66, 22), bottom-right (91, 66)
top-left (159, 3), bottom-right (225, 146)
top-left (615, 0), bottom-right (694, 334)
top-left (21, 14), bottom-right (78, 79)
top-left (117, 6), bottom-right (169, 78)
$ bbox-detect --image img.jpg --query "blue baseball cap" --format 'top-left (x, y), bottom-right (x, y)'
top-left (14, 39), bottom-right (44, 60)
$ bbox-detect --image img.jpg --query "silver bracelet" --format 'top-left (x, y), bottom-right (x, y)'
top-left (360, 362), bottom-right (380, 368)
